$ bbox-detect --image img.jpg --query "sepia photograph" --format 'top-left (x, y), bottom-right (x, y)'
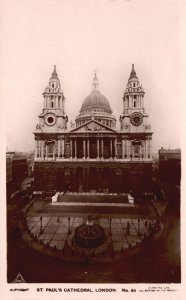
top-left (1, 0), bottom-right (184, 297)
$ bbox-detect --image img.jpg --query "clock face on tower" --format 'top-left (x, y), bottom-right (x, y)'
top-left (44, 113), bottom-right (56, 126)
top-left (130, 113), bottom-right (143, 126)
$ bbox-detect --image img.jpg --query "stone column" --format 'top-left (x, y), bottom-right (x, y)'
top-left (127, 140), bottom-right (130, 157)
top-left (74, 139), bottom-right (77, 159)
top-left (125, 140), bottom-right (127, 158)
top-left (70, 140), bottom-right (73, 158)
top-left (87, 139), bottom-right (90, 158)
top-left (57, 140), bottom-right (60, 157)
top-left (143, 140), bottom-right (146, 158)
top-left (41, 141), bottom-right (44, 159)
top-left (83, 139), bottom-right (86, 158)
top-left (139, 144), bottom-right (142, 159)
top-left (38, 140), bottom-right (40, 158)
top-left (149, 139), bottom-right (152, 158)
top-left (144, 140), bottom-right (147, 158)
top-left (62, 139), bottom-right (65, 158)
top-left (101, 139), bottom-right (104, 158)
top-left (40, 141), bottom-right (42, 158)
top-left (97, 138), bottom-right (100, 158)
top-left (34, 140), bottom-right (38, 159)
top-left (130, 142), bottom-right (133, 158)
top-left (40, 141), bottom-right (43, 159)
top-left (53, 142), bottom-right (56, 160)
top-left (114, 138), bottom-right (117, 158)
top-left (122, 139), bottom-right (125, 159)
top-left (146, 139), bottom-right (149, 158)
top-left (59, 140), bottom-right (62, 157)
top-left (46, 144), bottom-right (48, 159)
top-left (148, 138), bottom-right (151, 158)
top-left (141, 141), bottom-right (145, 158)
top-left (147, 139), bottom-right (149, 158)
top-left (110, 139), bottom-right (113, 158)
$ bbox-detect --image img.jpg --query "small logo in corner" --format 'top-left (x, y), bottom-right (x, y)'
top-left (13, 272), bottom-right (26, 283)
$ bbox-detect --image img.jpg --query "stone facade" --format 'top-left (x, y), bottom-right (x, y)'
top-left (34, 65), bottom-right (153, 196)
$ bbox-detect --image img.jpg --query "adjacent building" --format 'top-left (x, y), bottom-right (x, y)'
top-left (159, 148), bottom-right (181, 185)
top-left (6, 155), bottom-right (13, 184)
top-left (34, 65), bottom-right (153, 196)
top-left (6, 152), bottom-right (28, 186)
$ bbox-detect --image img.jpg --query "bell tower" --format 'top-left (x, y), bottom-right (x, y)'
top-left (120, 64), bottom-right (153, 160)
top-left (34, 66), bottom-right (68, 162)
top-left (35, 65), bottom-right (68, 132)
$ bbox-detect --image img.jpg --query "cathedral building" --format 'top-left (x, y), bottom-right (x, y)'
top-left (34, 65), bottom-right (153, 196)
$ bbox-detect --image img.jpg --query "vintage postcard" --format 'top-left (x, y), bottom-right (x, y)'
top-left (0, 0), bottom-right (185, 299)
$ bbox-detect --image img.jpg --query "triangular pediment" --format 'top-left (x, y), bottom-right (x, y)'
top-left (70, 120), bottom-right (117, 133)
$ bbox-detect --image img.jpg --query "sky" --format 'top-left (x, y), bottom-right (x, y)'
top-left (1, 0), bottom-right (182, 154)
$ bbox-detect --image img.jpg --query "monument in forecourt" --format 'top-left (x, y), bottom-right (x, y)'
top-left (33, 65), bottom-right (153, 197)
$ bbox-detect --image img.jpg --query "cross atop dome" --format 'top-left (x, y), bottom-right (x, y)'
top-left (92, 71), bottom-right (99, 91)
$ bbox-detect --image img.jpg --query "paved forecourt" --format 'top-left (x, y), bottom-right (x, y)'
top-left (26, 215), bottom-right (158, 252)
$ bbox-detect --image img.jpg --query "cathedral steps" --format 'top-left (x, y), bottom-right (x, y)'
top-left (57, 193), bottom-right (129, 204)
top-left (42, 192), bottom-right (149, 215)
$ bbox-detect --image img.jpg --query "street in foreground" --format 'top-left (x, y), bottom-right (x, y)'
top-left (7, 182), bottom-right (180, 283)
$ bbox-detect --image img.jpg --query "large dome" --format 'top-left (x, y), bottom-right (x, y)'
top-left (75, 72), bottom-right (116, 129)
top-left (80, 90), bottom-right (112, 114)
